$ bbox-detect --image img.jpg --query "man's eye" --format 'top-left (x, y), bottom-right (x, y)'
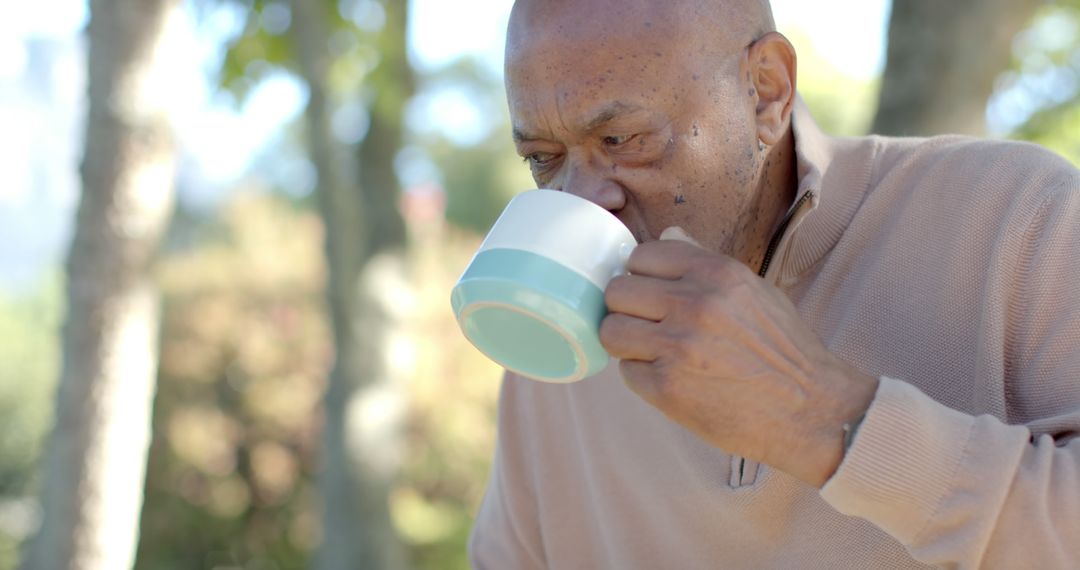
top-left (602, 134), bottom-right (635, 147)
top-left (523, 152), bottom-right (558, 167)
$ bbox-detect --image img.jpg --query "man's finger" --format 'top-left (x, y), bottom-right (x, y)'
top-left (599, 312), bottom-right (661, 361)
top-left (618, 359), bottom-right (662, 405)
top-left (626, 239), bottom-right (707, 279)
top-left (605, 274), bottom-right (671, 321)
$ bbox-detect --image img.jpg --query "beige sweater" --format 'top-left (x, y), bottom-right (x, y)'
top-left (468, 99), bottom-right (1080, 569)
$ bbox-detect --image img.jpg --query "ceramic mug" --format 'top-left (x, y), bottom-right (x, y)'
top-left (451, 189), bottom-right (636, 383)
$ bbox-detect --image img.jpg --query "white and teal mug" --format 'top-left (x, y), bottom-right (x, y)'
top-left (451, 189), bottom-right (636, 383)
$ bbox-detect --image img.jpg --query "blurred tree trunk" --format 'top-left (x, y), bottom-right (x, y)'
top-left (288, 0), bottom-right (412, 568)
top-left (871, 0), bottom-right (1041, 136)
top-left (19, 1), bottom-right (178, 569)
top-left (359, 1), bottom-right (411, 256)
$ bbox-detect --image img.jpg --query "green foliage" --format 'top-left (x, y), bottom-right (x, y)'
top-left (396, 225), bottom-right (504, 570)
top-left (215, 0), bottom-right (388, 105)
top-left (0, 272), bottom-right (63, 570)
top-left (785, 30), bottom-right (880, 136)
top-left (214, 0), bottom-right (334, 101)
top-left (0, 527), bottom-right (14, 570)
top-left (135, 194), bottom-right (330, 570)
top-left (128, 192), bottom-right (504, 570)
top-left (212, 1), bottom-right (292, 102)
top-left (411, 56), bottom-right (543, 233)
top-left (1016, 101), bottom-right (1080, 164)
top-left (433, 131), bottom-right (532, 234)
top-left (1004, 3), bottom-right (1080, 164)
top-left (0, 274), bottom-right (61, 496)
top-left (208, 3), bottom-right (508, 568)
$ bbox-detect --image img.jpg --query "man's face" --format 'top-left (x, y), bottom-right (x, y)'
top-left (505, 2), bottom-right (767, 254)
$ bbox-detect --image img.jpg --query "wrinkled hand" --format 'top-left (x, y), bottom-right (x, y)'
top-left (599, 227), bottom-right (879, 487)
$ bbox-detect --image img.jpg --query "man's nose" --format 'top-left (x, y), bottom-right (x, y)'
top-left (557, 158), bottom-right (627, 213)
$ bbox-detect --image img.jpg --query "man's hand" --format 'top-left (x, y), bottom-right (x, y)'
top-left (599, 227), bottom-right (880, 487)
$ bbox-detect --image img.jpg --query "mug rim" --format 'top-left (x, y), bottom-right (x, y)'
top-left (458, 299), bottom-right (590, 382)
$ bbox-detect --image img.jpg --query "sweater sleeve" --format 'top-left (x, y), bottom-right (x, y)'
top-left (821, 186), bottom-right (1080, 569)
top-left (821, 378), bottom-right (1080, 568)
top-left (468, 374), bottom-right (547, 570)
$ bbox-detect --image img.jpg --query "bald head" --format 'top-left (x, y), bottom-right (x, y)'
top-left (507, 0), bottom-right (776, 70)
top-left (502, 0), bottom-right (798, 259)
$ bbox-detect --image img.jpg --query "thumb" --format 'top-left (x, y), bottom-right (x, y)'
top-left (659, 226), bottom-right (703, 247)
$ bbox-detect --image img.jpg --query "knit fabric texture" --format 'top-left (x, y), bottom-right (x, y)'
top-left (468, 97), bottom-right (1080, 569)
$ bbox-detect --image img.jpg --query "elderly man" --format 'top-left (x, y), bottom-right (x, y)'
top-left (469, 0), bottom-right (1080, 568)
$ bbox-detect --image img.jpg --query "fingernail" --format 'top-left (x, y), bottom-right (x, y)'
top-left (659, 226), bottom-right (688, 240)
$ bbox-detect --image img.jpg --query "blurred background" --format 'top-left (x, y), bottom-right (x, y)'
top-left (0, 0), bottom-right (1077, 568)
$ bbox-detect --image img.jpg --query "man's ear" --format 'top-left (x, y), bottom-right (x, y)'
top-left (747, 31), bottom-right (797, 146)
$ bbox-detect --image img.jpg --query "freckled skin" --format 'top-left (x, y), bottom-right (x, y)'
top-left (504, 0), bottom-right (882, 490)
top-left (505, 0), bottom-right (797, 269)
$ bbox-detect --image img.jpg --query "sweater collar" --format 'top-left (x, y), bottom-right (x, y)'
top-left (769, 96), bottom-right (875, 286)
top-left (790, 95), bottom-right (831, 207)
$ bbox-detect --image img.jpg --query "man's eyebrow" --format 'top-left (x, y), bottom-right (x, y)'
top-left (512, 128), bottom-right (534, 143)
top-left (581, 101), bottom-right (644, 133)
top-left (512, 101), bottom-right (645, 143)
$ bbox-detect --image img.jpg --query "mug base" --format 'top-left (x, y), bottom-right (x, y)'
top-left (451, 248), bottom-right (609, 383)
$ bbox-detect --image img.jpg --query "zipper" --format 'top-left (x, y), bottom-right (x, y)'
top-left (757, 190), bottom-right (815, 279)
top-left (732, 190), bottom-right (815, 487)
top-left (730, 454), bottom-right (761, 488)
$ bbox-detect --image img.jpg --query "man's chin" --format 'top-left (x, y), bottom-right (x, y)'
top-left (632, 229), bottom-right (651, 244)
